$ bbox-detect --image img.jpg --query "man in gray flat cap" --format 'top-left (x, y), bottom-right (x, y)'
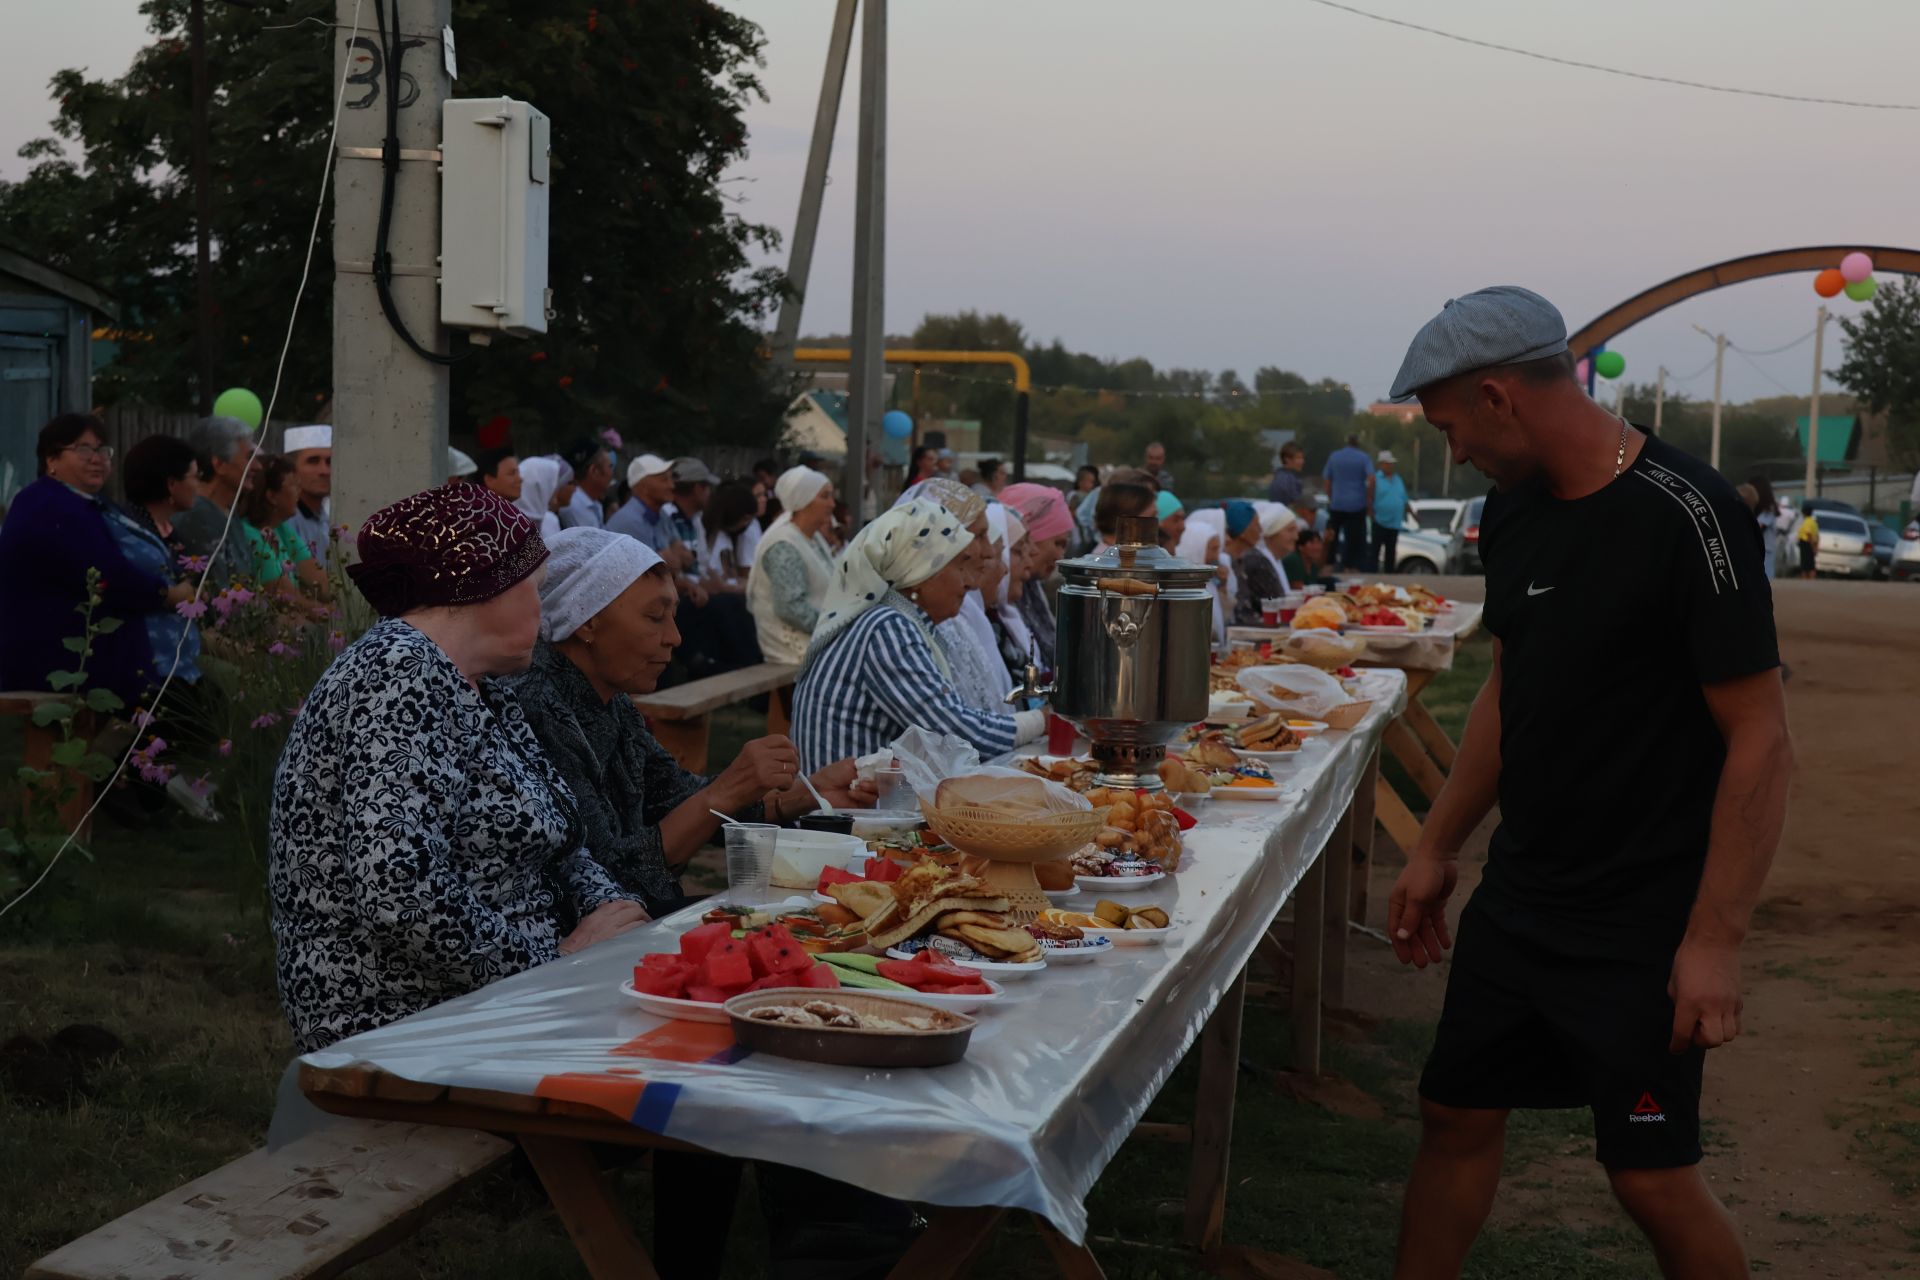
top-left (1384, 286), bottom-right (1790, 1279)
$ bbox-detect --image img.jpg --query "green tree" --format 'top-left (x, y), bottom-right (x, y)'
top-left (1833, 275), bottom-right (1920, 470)
top-left (0, 0), bottom-right (789, 451)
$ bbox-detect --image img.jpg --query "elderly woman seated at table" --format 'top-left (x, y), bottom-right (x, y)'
top-left (745, 464), bottom-right (838, 664)
top-left (268, 486), bottom-right (646, 1054)
top-left (1235, 500), bottom-right (1299, 622)
top-left (895, 477), bottom-right (1010, 711)
top-left (792, 497), bottom-right (1047, 773)
top-left (511, 528), bottom-right (868, 914)
top-left (996, 482), bottom-right (1076, 676)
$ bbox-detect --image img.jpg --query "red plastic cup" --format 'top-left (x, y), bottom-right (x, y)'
top-left (1280, 607), bottom-right (1298, 625)
top-left (1047, 714), bottom-right (1077, 756)
top-left (1261, 609), bottom-right (1279, 626)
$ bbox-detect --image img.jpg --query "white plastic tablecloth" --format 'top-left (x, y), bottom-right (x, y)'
top-left (1229, 602), bottom-right (1483, 672)
top-left (292, 669), bottom-right (1409, 1243)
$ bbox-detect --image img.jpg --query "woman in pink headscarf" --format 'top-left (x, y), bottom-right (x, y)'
top-left (997, 483), bottom-right (1075, 673)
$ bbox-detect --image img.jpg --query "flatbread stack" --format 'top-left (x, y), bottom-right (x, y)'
top-left (829, 857), bottom-right (1041, 963)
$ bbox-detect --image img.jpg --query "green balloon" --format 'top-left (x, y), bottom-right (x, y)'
top-left (1844, 277), bottom-right (1878, 302)
top-left (1594, 351), bottom-right (1626, 380)
top-left (213, 386), bottom-right (264, 429)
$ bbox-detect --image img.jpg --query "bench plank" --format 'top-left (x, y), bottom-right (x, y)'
top-left (630, 662), bottom-right (797, 720)
top-left (26, 1119), bottom-right (511, 1280)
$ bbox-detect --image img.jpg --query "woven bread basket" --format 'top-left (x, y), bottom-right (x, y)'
top-left (919, 801), bottom-right (1110, 863)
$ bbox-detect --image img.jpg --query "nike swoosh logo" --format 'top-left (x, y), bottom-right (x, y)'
top-left (1527, 582), bottom-right (1555, 596)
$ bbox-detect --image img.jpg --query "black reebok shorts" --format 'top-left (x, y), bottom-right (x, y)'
top-left (1418, 898), bottom-right (1705, 1169)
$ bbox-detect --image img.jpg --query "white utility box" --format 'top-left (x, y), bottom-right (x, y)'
top-left (440, 97), bottom-right (551, 336)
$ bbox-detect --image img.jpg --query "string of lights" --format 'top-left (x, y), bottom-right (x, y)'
top-left (1304, 0), bottom-right (1920, 112)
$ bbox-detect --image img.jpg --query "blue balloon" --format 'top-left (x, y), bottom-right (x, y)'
top-left (882, 410), bottom-right (913, 440)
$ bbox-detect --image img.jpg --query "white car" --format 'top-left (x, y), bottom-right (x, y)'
top-left (1892, 519), bottom-right (1920, 582)
top-left (1409, 497), bottom-right (1483, 573)
top-left (1813, 511), bottom-right (1876, 578)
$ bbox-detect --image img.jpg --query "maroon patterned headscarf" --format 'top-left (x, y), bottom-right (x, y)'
top-left (347, 484), bottom-right (549, 617)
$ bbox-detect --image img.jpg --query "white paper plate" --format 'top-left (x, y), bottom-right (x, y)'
top-left (1037, 935), bottom-right (1113, 964)
top-left (878, 978), bottom-right (1004, 1014)
top-left (1211, 784), bottom-right (1288, 801)
top-left (1074, 870), bottom-right (1166, 892)
top-left (1235, 747), bottom-right (1305, 764)
top-left (620, 979), bottom-right (737, 1024)
top-left (1082, 924), bottom-right (1173, 947)
top-left (849, 809), bottom-right (926, 835)
top-left (885, 944), bottom-right (1046, 977)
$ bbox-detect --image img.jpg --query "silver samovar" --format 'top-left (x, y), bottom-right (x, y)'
top-left (1051, 514), bottom-right (1214, 790)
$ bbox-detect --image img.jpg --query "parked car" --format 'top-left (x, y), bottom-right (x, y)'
top-left (1869, 522), bottom-right (1896, 578)
top-left (1805, 496), bottom-right (1864, 518)
top-left (1459, 496), bottom-right (1486, 573)
top-left (1812, 511), bottom-right (1876, 578)
top-left (1391, 525), bottom-right (1460, 575)
top-left (1407, 498), bottom-right (1473, 575)
top-left (1892, 519), bottom-right (1920, 582)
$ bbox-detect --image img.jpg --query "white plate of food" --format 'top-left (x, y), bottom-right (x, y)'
top-left (885, 942), bottom-right (1047, 977)
top-left (880, 978), bottom-right (1005, 1014)
top-left (848, 809), bottom-right (926, 836)
top-left (1081, 924), bottom-right (1173, 948)
top-left (619, 980), bottom-right (739, 1025)
top-left (1035, 935), bottom-right (1114, 965)
top-left (1235, 747), bottom-right (1304, 765)
top-left (1074, 870), bottom-right (1166, 892)
top-left (1210, 783), bottom-right (1288, 801)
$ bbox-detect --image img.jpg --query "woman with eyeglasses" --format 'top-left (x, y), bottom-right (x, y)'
top-left (0, 414), bottom-right (197, 703)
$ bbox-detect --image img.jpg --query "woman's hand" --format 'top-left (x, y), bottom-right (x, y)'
top-left (810, 757), bottom-right (872, 810)
top-left (713, 734), bottom-right (800, 811)
top-left (558, 900), bottom-right (651, 955)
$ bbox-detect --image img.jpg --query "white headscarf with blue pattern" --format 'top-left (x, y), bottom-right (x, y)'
top-left (804, 498), bottom-right (971, 669)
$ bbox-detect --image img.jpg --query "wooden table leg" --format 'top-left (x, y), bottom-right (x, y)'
top-left (883, 1205), bottom-right (1006, 1279)
top-left (1321, 802), bottom-right (1355, 1011)
top-left (1184, 968), bottom-right (1247, 1252)
top-left (1383, 718), bottom-right (1448, 804)
top-left (1350, 744), bottom-right (1381, 925)
top-left (518, 1134), bottom-right (660, 1280)
top-left (649, 714), bottom-right (711, 773)
top-left (1400, 698), bottom-right (1457, 772)
top-left (1374, 775), bottom-right (1423, 857)
top-left (1032, 1213), bottom-right (1109, 1278)
top-left (1290, 852), bottom-right (1326, 1078)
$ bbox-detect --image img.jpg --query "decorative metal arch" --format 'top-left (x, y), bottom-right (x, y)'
top-left (1567, 246), bottom-right (1920, 356)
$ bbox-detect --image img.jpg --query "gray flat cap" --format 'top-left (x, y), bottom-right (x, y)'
top-left (1388, 285), bottom-right (1568, 402)
top-left (670, 456), bottom-right (719, 485)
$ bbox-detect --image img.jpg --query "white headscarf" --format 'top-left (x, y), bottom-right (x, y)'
top-left (1252, 500), bottom-right (1296, 593)
top-left (994, 506), bottom-right (1035, 657)
top-left (538, 527), bottom-right (665, 641)
top-left (1178, 507), bottom-right (1234, 647)
top-left (516, 456), bottom-right (563, 539)
top-left (896, 477), bottom-right (986, 528)
top-left (805, 498), bottom-right (971, 666)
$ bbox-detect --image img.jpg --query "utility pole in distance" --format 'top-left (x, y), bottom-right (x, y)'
top-left (1692, 324), bottom-right (1726, 471)
top-left (189, 0), bottom-right (215, 414)
top-left (1806, 305), bottom-right (1830, 498)
top-left (330, 0), bottom-right (454, 536)
top-left (1653, 366), bottom-right (1666, 434)
top-left (845, 0), bottom-right (886, 530)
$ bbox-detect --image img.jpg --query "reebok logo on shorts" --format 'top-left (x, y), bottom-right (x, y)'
top-left (1629, 1091), bottom-right (1667, 1122)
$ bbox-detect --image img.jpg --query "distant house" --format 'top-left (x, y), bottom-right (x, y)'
top-left (0, 246), bottom-right (118, 503)
top-left (1795, 415), bottom-right (1860, 467)
top-left (783, 388), bottom-right (850, 459)
top-left (1365, 401), bottom-right (1424, 425)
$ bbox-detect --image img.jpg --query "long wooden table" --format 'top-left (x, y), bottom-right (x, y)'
top-left (294, 681), bottom-right (1404, 1278)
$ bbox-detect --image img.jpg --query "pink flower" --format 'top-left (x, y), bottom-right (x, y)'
top-left (188, 774), bottom-right (213, 801)
top-left (286, 702), bottom-right (305, 717)
top-left (227, 587), bottom-right (255, 606)
top-left (268, 641), bottom-right (294, 658)
top-left (217, 738), bottom-right (232, 757)
top-left (138, 761), bottom-right (175, 785)
top-left (249, 712), bottom-right (281, 729)
top-left (327, 630), bottom-right (346, 652)
top-left (600, 427), bottom-right (625, 451)
top-left (145, 736), bottom-right (168, 755)
top-left (176, 599), bottom-right (208, 619)
top-left (178, 554), bottom-right (210, 573)
top-left (131, 708), bottom-right (154, 729)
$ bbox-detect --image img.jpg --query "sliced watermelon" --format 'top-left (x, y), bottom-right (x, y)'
top-left (685, 984), bottom-right (730, 1004)
top-left (749, 930), bottom-right (810, 977)
top-left (875, 958), bottom-right (929, 987)
top-left (639, 951), bottom-right (688, 973)
top-left (866, 858), bottom-right (903, 883)
top-left (744, 972), bottom-right (791, 993)
top-left (702, 948), bottom-right (754, 990)
top-left (814, 865), bottom-right (865, 893)
top-left (799, 962), bottom-right (841, 989)
top-left (911, 950), bottom-right (983, 982)
top-left (935, 980), bottom-right (993, 996)
top-left (679, 921), bottom-right (734, 963)
top-left (631, 965), bottom-right (689, 999)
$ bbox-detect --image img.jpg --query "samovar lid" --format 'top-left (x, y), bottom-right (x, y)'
top-left (1057, 514), bottom-right (1217, 588)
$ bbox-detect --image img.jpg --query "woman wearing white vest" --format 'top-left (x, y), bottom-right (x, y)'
top-left (745, 465), bottom-right (838, 663)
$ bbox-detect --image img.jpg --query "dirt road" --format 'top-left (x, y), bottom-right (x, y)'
top-left (1352, 578), bottom-right (1920, 1274)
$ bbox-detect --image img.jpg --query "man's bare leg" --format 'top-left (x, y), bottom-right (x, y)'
top-left (1607, 1165), bottom-right (1747, 1279)
top-left (1393, 1100), bottom-right (1508, 1280)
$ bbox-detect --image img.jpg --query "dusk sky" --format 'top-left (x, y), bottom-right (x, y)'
top-left (5, 0), bottom-right (1915, 405)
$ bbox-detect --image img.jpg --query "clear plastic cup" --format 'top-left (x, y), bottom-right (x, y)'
top-left (873, 766), bottom-right (911, 810)
top-left (723, 823), bottom-right (779, 902)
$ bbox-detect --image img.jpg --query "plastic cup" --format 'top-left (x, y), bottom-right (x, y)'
top-left (1047, 714), bottom-right (1077, 756)
top-left (873, 765), bottom-right (911, 810)
top-left (723, 823), bottom-right (779, 902)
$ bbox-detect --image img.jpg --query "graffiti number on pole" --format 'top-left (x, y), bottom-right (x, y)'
top-left (344, 36), bottom-right (427, 110)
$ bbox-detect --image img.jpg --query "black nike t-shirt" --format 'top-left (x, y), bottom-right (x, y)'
top-left (1474, 432), bottom-right (1779, 959)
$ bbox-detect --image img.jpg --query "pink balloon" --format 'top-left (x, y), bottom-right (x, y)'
top-left (1840, 251), bottom-right (1874, 284)
top-left (1575, 357), bottom-right (1592, 383)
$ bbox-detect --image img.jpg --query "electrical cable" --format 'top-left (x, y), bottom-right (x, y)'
top-left (1729, 347), bottom-right (1806, 398)
top-left (371, 0), bottom-right (463, 366)
top-left (1728, 328), bottom-right (1816, 357)
top-left (1302, 0), bottom-right (1920, 112)
top-left (0, 1), bottom-right (367, 923)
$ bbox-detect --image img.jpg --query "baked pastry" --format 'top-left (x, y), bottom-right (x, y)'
top-left (1033, 859), bottom-right (1077, 891)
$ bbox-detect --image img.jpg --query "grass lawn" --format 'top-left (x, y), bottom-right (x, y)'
top-left (0, 632), bottom-right (1660, 1277)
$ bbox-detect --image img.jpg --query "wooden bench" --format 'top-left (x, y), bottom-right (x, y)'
top-left (632, 661), bottom-right (799, 772)
top-left (2, 691), bottom-right (96, 838)
top-left (26, 1118), bottom-right (511, 1280)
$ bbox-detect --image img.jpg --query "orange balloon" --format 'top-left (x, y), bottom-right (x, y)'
top-left (1814, 268), bottom-right (1846, 298)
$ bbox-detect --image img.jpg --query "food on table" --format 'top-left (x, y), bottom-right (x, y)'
top-left (1033, 858), bottom-right (1078, 891)
top-left (1080, 787), bottom-right (1181, 865)
top-left (1092, 900), bottom-right (1169, 931)
top-left (934, 772), bottom-right (1071, 815)
top-left (1354, 605), bottom-right (1429, 630)
top-left (1276, 628), bottom-right (1367, 669)
top-left (929, 912), bottom-right (1044, 964)
top-left (1292, 597), bottom-right (1349, 631)
top-left (813, 902), bottom-right (861, 927)
top-left (1070, 844), bottom-right (1114, 876)
top-left (870, 948), bottom-right (995, 995)
top-left (1025, 918), bottom-right (1084, 943)
top-left (1016, 756), bottom-right (1099, 792)
top-left (1037, 908), bottom-right (1102, 929)
top-left (701, 904), bottom-right (772, 929)
top-left (743, 999), bottom-right (949, 1032)
top-left (1350, 581), bottom-right (1447, 613)
top-left (1156, 757), bottom-right (1213, 796)
top-left (632, 922), bottom-right (843, 1004)
top-left (1184, 732), bottom-right (1241, 771)
top-left (827, 879), bottom-right (898, 920)
top-left (1222, 758), bottom-right (1278, 789)
top-left (1234, 714), bottom-right (1301, 753)
top-left (812, 952), bottom-right (915, 991)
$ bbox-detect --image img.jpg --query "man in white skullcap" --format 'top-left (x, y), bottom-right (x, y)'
top-left (282, 424), bottom-right (332, 557)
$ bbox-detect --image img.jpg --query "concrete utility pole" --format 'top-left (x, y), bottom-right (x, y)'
top-left (1653, 366), bottom-right (1665, 433)
top-left (770, 0), bottom-right (858, 365)
top-left (1806, 305), bottom-right (1830, 498)
top-left (844, 0), bottom-right (886, 528)
top-left (1692, 324), bottom-right (1726, 470)
top-left (189, 0), bottom-right (215, 414)
top-left (330, 0), bottom-right (454, 535)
